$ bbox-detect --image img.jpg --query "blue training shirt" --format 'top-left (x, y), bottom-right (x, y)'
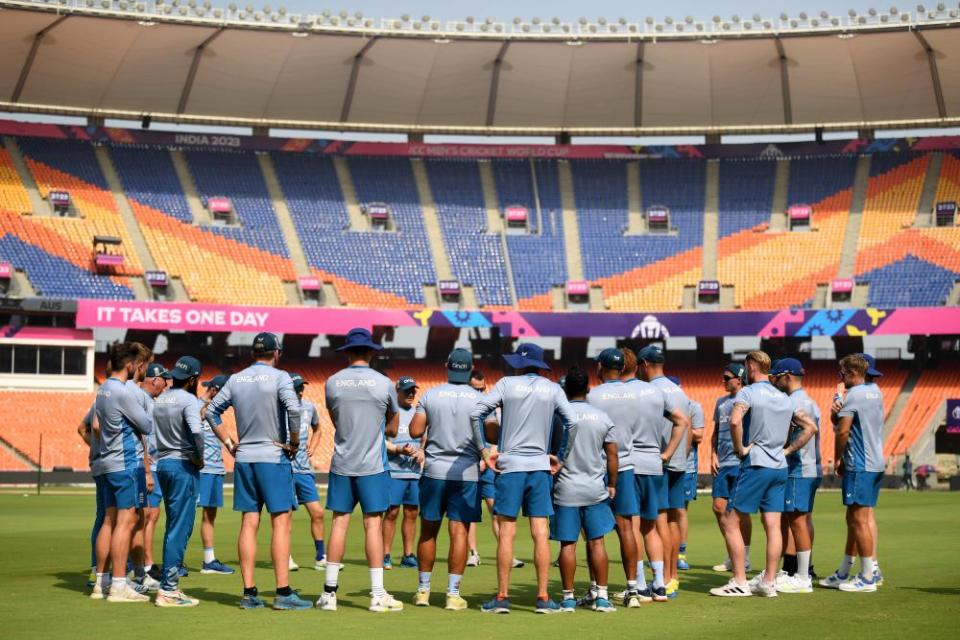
top-left (95, 377), bottom-right (154, 475)
top-left (733, 381), bottom-right (795, 469)
top-left (713, 394), bottom-right (740, 468)
top-left (387, 404), bottom-right (421, 480)
top-left (837, 383), bottom-right (885, 473)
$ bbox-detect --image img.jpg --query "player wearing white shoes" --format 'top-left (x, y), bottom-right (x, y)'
top-left (140, 363), bottom-right (172, 590)
top-left (319, 328), bottom-right (403, 613)
top-left (287, 373), bottom-right (327, 572)
top-left (552, 367), bottom-right (619, 614)
top-left (408, 349), bottom-right (483, 611)
top-left (668, 377), bottom-right (703, 578)
top-left (710, 351), bottom-right (817, 599)
top-left (196, 375), bottom-right (235, 576)
top-left (80, 363), bottom-right (110, 589)
top-left (383, 376), bottom-right (422, 571)
top-left (710, 364), bottom-right (753, 573)
top-left (821, 354), bottom-right (885, 593)
top-left (770, 358), bottom-right (821, 594)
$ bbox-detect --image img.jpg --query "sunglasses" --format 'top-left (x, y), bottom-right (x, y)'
top-left (722, 375), bottom-right (738, 382)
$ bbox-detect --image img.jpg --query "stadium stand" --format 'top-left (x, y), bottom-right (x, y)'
top-left (0, 148), bottom-right (31, 215)
top-left (717, 159), bottom-right (777, 238)
top-left (884, 363), bottom-right (960, 459)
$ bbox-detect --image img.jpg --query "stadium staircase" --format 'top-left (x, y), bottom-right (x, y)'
top-left (409, 158), bottom-right (458, 304)
top-left (332, 157), bottom-right (368, 231)
top-left (478, 161), bottom-right (503, 234)
top-left (557, 161), bottom-right (586, 283)
top-left (949, 282), bottom-right (960, 305)
top-left (883, 368), bottom-right (923, 442)
top-left (702, 159), bottom-right (720, 282)
top-left (0, 436), bottom-right (36, 471)
top-left (768, 159), bottom-right (791, 232)
top-left (837, 155), bottom-right (872, 279)
top-left (625, 162), bottom-right (645, 234)
top-left (1, 138), bottom-right (46, 215)
top-left (915, 151), bottom-right (944, 227)
top-left (168, 149), bottom-right (211, 225)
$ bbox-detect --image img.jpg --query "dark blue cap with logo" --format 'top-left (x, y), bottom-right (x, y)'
top-left (724, 363), bottom-right (745, 378)
top-left (397, 376), bottom-right (418, 391)
top-left (446, 348), bottom-right (473, 383)
top-left (145, 362), bottom-right (172, 379)
top-left (637, 344), bottom-right (665, 363)
top-left (252, 332), bottom-right (281, 353)
top-left (202, 374), bottom-right (228, 390)
top-left (596, 348), bottom-right (625, 370)
top-left (503, 342), bottom-right (550, 371)
top-left (290, 372), bottom-right (308, 389)
top-left (170, 356), bottom-right (201, 380)
top-left (771, 358), bottom-right (805, 376)
top-left (855, 353), bottom-right (883, 377)
top-left (336, 327), bottom-right (382, 352)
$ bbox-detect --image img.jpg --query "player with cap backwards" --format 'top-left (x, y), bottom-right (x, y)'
top-left (471, 342), bottom-right (578, 614)
top-left (319, 328), bottom-right (403, 613)
top-left (205, 332), bottom-right (310, 611)
top-left (196, 374), bottom-right (235, 576)
top-left (710, 350), bottom-right (818, 598)
top-left (553, 366), bottom-right (619, 613)
top-left (407, 348), bottom-right (484, 611)
top-left (286, 373), bottom-right (327, 573)
top-left (153, 356), bottom-right (205, 607)
top-left (383, 376), bottom-right (423, 571)
top-left (820, 354), bottom-right (885, 593)
top-left (140, 362), bottom-right (173, 589)
top-left (770, 358), bottom-right (821, 594)
top-left (710, 363), bottom-right (754, 574)
top-left (670, 377), bottom-right (704, 575)
top-left (636, 345), bottom-right (691, 600)
top-left (91, 342), bottom-right (154, 603)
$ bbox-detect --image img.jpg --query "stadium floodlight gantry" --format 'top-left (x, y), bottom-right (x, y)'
top-left (0, 0), bottom-right (959, 136)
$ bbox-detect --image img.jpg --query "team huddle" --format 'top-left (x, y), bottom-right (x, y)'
top-left (80, 328), bottom-right (887, 613)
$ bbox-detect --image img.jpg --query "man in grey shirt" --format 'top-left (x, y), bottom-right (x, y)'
top-left (205, 332), bottom-right (309, 611)
top-left (408, 348), bottom-right (483, 611)
top-left (471, 342), bottom-right (578, 614)
top-left (383, 376), bottom-right (423, 571)
top-left (319, 328), bottom-right (402, 613)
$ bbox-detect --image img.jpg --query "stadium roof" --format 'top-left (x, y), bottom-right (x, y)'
top-left (2, 0), bottom-right (960, 136)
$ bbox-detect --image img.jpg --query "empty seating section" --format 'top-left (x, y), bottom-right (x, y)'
top-left (425, 159), bottom-right (512, 306)
top-left (494, 160), bottom-right (567, 302)
top-left (717, 160), bottom-right (777, 236)
top-left (109, 145), bottom-right (193, 223)
top-left (934, 151), bottom-right (960, 203)
top-left (884, 363), bottom-right (960, 458)
top-left (858, 255), bottom-right (957, 306)
top-left (785, 156), bottom-right (858, 211)
top-left (277, 153), bottom-right (432, 305)
top-left (183, 149), bottom-right (290, 257)
top-left (0, 390), bottom-right (96, 470)
top-left (0, 148), bottom-right (31, 214)
top-left (855, 153), bottom-right (928, 263)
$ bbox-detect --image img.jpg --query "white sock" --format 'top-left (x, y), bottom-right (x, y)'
top-left (111, 576), bottom-right (126, 590)
top-left (797, 550), bottom-right (811, 579)
top-left (840, 555), bottom-right (855, 577)
top-left (324, 562), bottom-right (341, 588)
top-left (651, 561), bottom-right (665, 589)
top-left (627, 579), bottom-right (637, 592)
top-left (447, 574), bottom-right (462, 596)
top-left (203, 547), bottom-right (216, 564)
top-left (95, 572), bottom-right (105, 588)
top-left (636, 560), bottom-right (648, 589)
top-left (370, 567), bottom-right (386, 597)
top-left (563, 588), bottom-right (574, 601)
top-left (589, 580), bottom-right (598, 595)
top-left (418, 571), bottom-right (431, 590)
top-left (861, 556), bottom-right (875, 581)
top-left (744, 545), bottom-right (750, 563)
top-left (144, 564), bottom-right (153, 573)
top-left (597, 585), bottom-right (608, 600)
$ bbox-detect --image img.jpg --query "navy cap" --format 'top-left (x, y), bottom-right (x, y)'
top-left (170, 356), bottom-right (201, 380)
top-left (667, 375), bottom-right (681, 386)
top-left (771, 358), bottom-right (805, 376)
top-left (202, 374), bottom-right (228, 390)
top-left (446, 348), bottom-right (473, 383)
top-left (336, 327), bottom-right (383, 352)
top-left (637, 344), bottom-right (665, 363)
top-left (252, 332), bottom-right (281, 353)
top-left (397, 376), bottom-right (418, 391)
top-left (724, 363), bottom-right (745, 379)
top-left (596, 348), bottom-right (625, 370)
top-left (145, 362), bottom-right (172, 379)
top-left (855, 353), bottom-right (883, 377)
top-left (290, 372), bottom-right (308, 388)
top-left (503, 342), bottom-right (550, 371)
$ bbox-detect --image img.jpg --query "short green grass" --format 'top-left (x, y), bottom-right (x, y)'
top-left (1, 489), bottom-right (958, 639)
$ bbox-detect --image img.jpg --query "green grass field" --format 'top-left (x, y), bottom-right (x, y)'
top-left (1, 489), bottom-right (958, 639)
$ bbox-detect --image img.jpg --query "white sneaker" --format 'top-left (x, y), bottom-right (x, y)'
top-left (709, 579), bottom-right (752, 597)
top-left (107, 584), bottom-right (150, 603)
top-left (610, 589), bottom-right (626, 605)
top-left (747, 571), bottom-right (766, 588)
top-left (751, 579), bottom-right (778, 598)
top-left (314, 557), bottom-right (327, 570)
top-left (89, 583), bottom-right (107, 600)
top-left (155, 590), bottom-right (200, 607)
top-left (777, 575), bottom-right (813, 594)
top-left (316, 591), bottom-right (337, 611)
top-left (819, 571), bottom-right (850, 589)
top-left (288, 556), bottom-right (300, 571)
top-left (511, 557), bottom-right (525, 568)
top-left (369, 593), bottom-right (404, 612)
top-left (466, 551), bottom-right (480, 567)
top-left (712, 557), bottom-right (751, 572)
top-left (838, 574), bottom-right (878, 593)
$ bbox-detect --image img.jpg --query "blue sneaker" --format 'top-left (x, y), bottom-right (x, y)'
top-left (399, 554), bottom-right (418, 568)
top-left (535, 599), bottom-right (562, 614)
top-left (240, 594), bottom-right (266, 609)
top-left (383, 554), bottom-right (393, 570)
top-left (273, 592), bottom-right (313, 610)
top-left (594, 597), bottom-right (616, 613)
top-left (480, 596), bottom-right (510, 614)
top-left (201, 560), bottom-right (235, 575)
top-left (177, 564), bottom-right (189, 578)
top-left (560, 597), bottom-right (576, 612)
top-left (678, 555), bottom-right (690, 571)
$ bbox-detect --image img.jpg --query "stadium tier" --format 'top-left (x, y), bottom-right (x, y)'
top-left (0, 130), bottom-right (958, 310)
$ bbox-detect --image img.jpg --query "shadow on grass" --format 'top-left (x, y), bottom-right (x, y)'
top-left (897, 586), bottom-right (960, 596)
top-left (52, 571), bottom-right (90, 595)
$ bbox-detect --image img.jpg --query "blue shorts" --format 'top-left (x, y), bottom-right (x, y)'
top-left (684, 472), bottom-right (698, 502)
top-left (494, 470), bottom-right (553, 519)
top-left (135, 466), bottom-right (148, 509)
top-left (480, 468), bottom-right (496, 500)
top-left (842, 471), bottom-right (883, 508)
top-left (784, 476), bottom-right (820, 513)
top-left (611, 468), bottom-right (638, 517)
top-left (419, 477), bottom-right (481, 523)
top-left (102, 469), bottom-right (139, 510)
top-left (666, 470), bottom-right (687, 510)
top-left (389, 476), bottom-right (420, 507)
top-left (635, 474), bottom-right (664, 521)
top-left (197, 473), bottom-right (224, 508)
top-left (293, 473), bottom-right (320, 504)
top-left (326, 471), bottom-right (391, 515)
top-left (146, 470), bottom-right (163, 508)
top-left (233, 462), bottom-right (296, 514)
top-left (712, 466), bottom-right (740, 500)
top-left (729, 465), bottom-right (788, 514)
top-left (550, 503), bottom-right (615, 542)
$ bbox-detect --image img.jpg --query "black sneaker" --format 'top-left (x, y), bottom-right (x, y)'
top-left (147, 565), bottom-right (162, 582)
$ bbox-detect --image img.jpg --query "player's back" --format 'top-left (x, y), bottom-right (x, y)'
top-left (840, 383), bottom-right (885, 473)
top-left (153, 388), bottom-right (202, 461)
top-left (737, 381), bottom-right (793, 469)
top-left (326, 364), bottom-right (396, 476)
top-left (554, 402), bottom-right (616, 507)
top-left (219, 362), bottom-right (294, 463)
top-left (649, 376), bottom-right (691, 472)
top-left (490, 374), bottom-right (566, 469)
top-left (419, 382), bottom-right (483, 481)
top-left (588, 379), bottom-right (657, 473)
top-left (96, 378), bottom-right (145, 474)
top-left (787, 388), bottom-right (821, 478)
